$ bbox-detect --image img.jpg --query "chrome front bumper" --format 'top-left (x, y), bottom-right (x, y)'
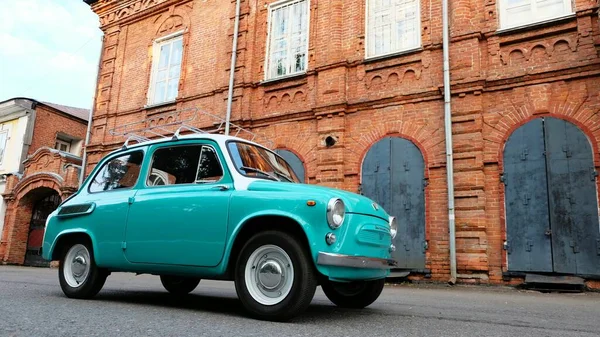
top-left (317, 252), bottom-right (398, 269)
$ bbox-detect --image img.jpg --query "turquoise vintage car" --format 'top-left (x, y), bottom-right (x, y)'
top-left (41, 134), bottom-right (397, 321)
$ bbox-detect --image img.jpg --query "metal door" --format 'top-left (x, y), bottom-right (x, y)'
top-left (275, 149), bottom-right (305, 183)
top-left (504, 119), bottom-right (553, 272)
top-left (361, 137), bottom-right (426, 269)
top-left (25, 192), bottom-right (61, 267)
top-left (504, 117), bottom-right (600, 276)
top-left (544, 118), bottom-right (600, 275)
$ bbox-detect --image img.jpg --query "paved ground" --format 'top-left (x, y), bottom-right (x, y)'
top-left (1, 266), bottom-right (599, 337)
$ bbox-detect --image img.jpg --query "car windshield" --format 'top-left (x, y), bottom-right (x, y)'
top-left (227, 141), bottom-right (301, 183)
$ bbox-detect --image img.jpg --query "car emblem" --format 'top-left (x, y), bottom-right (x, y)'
top-left (372, 203), bottom-right (379, 211)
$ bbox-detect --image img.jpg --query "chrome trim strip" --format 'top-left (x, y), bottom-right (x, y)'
top-left (317, 252), bottom-right (397, 269)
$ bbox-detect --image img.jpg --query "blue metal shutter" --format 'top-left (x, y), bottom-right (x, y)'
top-left (544, 117), bottom-right (600, 276)
top-left (503, 118), bottom-right (553, 272)
top-left (362, 137), bottom-right (426, 269)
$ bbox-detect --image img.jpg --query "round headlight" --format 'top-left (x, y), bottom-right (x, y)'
top-left (327, 198), bottom-right (345, 229)
top-left (389, 216), bottom-right (398, 239)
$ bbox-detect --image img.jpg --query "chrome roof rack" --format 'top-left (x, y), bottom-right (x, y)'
top-left (108, 107), bottom-right (274, 149)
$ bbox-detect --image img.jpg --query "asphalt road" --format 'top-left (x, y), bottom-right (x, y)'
top-left (1, 266), bottom-right (599, 337)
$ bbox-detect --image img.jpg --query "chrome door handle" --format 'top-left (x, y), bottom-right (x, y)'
top-left (212, 185), bottom-right (229, 191)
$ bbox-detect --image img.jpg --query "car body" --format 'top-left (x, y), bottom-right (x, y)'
top-left (41, 134), bottom-right (398, 321)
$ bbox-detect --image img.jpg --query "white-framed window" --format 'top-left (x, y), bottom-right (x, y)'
top-left (148, 32), bottom-right (184, 105)
top-left (55, 138), bottom-right (71, 153)
top-left (499, 0), bottom-right (573, 29)
top-left (0, 131), bottom-right (8, 165)
top-left (366, 0), bottom-right (421, 59)
top-left (265, 0), bottom-right (309, 80)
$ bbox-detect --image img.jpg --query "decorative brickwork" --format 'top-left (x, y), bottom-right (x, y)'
top-left (83, 0), bottom-right (600, 284)
top-left (0, 148), bottom-right (82, 265)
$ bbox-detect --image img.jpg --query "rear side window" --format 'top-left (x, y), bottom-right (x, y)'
top-left (147, 144), bottom-right (223, 186)
top-left (89, 151), bottom-right (144, 193)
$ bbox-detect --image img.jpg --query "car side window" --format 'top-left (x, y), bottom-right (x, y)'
top-left (89, 151), bottom-right (144, 193)
top-left (148, 145), bottom-right (202, 186)
top-left (196, 146), bottom-right (224, 183)
top-left (147, 144), bottom-right (224, 186)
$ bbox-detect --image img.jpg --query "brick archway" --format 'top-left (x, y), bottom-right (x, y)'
top-left (0, 175), bottom-right (63, 265)
top-left (481, 81), bottom-right (600, 278)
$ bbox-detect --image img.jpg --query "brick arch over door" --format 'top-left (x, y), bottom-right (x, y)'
top-left (502, 116), bottom-right (600, 276)
top-left (360, 136), bottom-right (427, 270)
top-left (1, 175), bottom-right (63, 265)
top-left (347, 121), bottom-right (442, 274)
top-left (481, 81), bottom-right (600, 276)
top-left (274, 148), bottom-right (306, 183)
top-left (258, 122), bottom-right (318, 181)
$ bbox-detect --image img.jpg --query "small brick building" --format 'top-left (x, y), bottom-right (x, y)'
top-left (0, 98), bottom-right (89, 266)
top-left (82, 0), bottom-right (600, 287)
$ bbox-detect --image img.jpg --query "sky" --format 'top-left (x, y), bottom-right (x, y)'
top-left (0, 0), bottom-right (103, 109)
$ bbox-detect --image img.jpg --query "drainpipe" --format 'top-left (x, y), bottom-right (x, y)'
top-left (225, 0), bottom-right (242, 136)
top-left (79, 34), bottom-right (105, 187)
top-left (442, 0), bottom-right (457, 285)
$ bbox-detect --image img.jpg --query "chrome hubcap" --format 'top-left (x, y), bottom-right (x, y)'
top-left (72, 256), bottom-right (87, 278)
top-left (258, 260), bottom-right (283, 290)
top-left (245, 245), bottom-right (294, 306)
top-left (63, 244), bottom-right (91, 288)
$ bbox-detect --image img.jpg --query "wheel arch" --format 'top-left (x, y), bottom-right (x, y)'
top-left (49, 230), bottom-right (97, 261)
top-left (223, 212), bottom-right (316, 280)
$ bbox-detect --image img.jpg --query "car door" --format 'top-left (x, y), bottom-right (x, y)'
top-left (75, 150), bottom-right (145, 266)
top-left (124, 141), bottom-right (232, 267)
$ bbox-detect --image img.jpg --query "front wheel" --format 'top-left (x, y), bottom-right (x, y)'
top-left (58, 242), bottom-right (108, 299)
top-left (321, 278), bottom-right (385, 309)
top-left (160, 275), bottom-right (200, 295)
top-left (234, 230), bottom-right (317, 321)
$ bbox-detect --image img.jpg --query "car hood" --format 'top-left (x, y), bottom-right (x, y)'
top-left (246, 180), bottom-right (390, 221)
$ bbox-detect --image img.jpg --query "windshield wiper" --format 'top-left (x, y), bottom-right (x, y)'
top-left (273, 171), bottom-right (293, 183)
top-left (240, 166), bottom-right (279, 181)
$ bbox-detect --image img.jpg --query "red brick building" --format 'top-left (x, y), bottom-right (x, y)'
top-left (0, 98), bottom-right (89, 266)
top-left (83, 0), bottom-right (600, 287)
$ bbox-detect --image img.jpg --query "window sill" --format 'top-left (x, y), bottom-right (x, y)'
top-left (363, 47), bottom-right (424, 64)
top-left (496, 13), bottom-right (576, 35)
top-left (144, 100), bottom-right (177, 110)
top-left (260, 72), bottom-right (307, 86)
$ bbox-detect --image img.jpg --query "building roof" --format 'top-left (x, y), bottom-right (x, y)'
top-left (0, 97), bottom-right (90, 122)
top-left (40, 101), bottom-right (90, 121)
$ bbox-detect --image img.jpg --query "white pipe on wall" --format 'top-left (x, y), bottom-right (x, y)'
top-left (225, 0), bottom-right (242, 136)
top-left (442, 0), bottom-right (457, 284)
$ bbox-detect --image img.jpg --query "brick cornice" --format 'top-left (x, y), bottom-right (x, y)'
top-left (92, 0), bottom-right (192, 28)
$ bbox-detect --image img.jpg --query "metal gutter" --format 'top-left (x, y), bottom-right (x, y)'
top-left (225, 0), bottom-right (242, 136)
top-left (442, 0), bottom-right (457, 285)
top-left (79, 34), bottom-right (105, 187)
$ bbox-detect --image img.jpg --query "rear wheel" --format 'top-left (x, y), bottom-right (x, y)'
top-left (234, 230), bottom-right (317, 321)
top-left (160, 275), bottom-right (200, 295)
top-left (321, 278), bottom-right (385, 309)
top-left (58, 242), bottom-right (107, 299)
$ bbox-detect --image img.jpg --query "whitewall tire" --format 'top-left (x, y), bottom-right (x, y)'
top-left (234, 230), bottom-right (317, 321)
top-left (58, 242), bottom-right (107, 299)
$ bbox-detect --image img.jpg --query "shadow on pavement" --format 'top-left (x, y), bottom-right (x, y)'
top-left (51, 288), bottom-right (375, 322)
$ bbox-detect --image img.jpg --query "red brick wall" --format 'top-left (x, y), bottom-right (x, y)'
top-left (0, 177), bottom-right (63, 265)
top-left (0, 149), bottom-right (81, 264)
top-left (85, 0), bottom-right (600, 284)
top-left (28, 105), bottom-right (87, 156)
